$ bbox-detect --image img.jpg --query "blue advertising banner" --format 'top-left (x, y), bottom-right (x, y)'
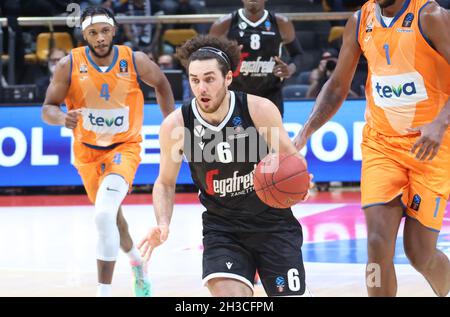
top-left (0, 100), bottom-right (366, 186)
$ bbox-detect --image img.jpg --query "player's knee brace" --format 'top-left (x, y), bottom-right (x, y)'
top-left (94, 174), bottom-right (129, 261)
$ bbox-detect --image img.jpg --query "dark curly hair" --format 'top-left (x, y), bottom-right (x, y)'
top-left (176, 35), bottom-right (241, 76)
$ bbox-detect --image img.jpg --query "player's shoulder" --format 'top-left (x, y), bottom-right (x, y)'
top-left (213, 13), bottom-right (233, 26)
top-left (69, 46), bottom-right (86, 58)
top-left (162, 108), bottom-right (184, 131)
top-left (55, 54), bottom-right (72, 75)
top-left (345, 9), bottom-right (360, 35)
top-left (357, 0), bottom-right (376, 21)
top-left (414, 0), bottom-right (448, 43)
top-left (210, 13), bottom-right (233, 37)
top-left (220, 12), bottom-right (234, 22)
top-left (131, 50), bottom-right (159, 74)
top-left (132, 50), bottom-right (149, 63)
top-left (419, 0), bottom-right (447, 20)
top-left (349, 10), bottom-right (360, 26)
top-left (360, 0), bottom-right (376, 11)
top-left (115, 44), bottom-right (139, 59)
top-left (274, 13), bottom-right (290, 24)
top-left (274, 12), bottom-right (295, 34)
top-left (159, 108), bottom-right (185, 143)
top-left (58, 54), bottom-right (72, 68)
top-left (246, 94), bottom-right (279, 118)
top-left (246, 93), bottom-right (271, 105)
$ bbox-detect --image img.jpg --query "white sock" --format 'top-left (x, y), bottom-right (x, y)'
top-left (127, 244), bottom-right (142, 266)
top-left (96, 283), bottom-right (112, 297)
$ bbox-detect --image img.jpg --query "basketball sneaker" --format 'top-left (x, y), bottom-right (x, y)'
top-left (131, 263), bottom-right (151, 297)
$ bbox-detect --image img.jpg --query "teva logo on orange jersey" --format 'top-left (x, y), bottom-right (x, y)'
top-left (375, 82), bottom-right (416, 98)
top-left (82, 107), bottom-right (130, 134)
top-left (371, 72), bottom-right (428, 108)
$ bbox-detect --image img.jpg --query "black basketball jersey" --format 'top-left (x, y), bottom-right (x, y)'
top-left (182, 91), bottom-right (283, 219)
top-left (227, 9), bottom-right (283, 99)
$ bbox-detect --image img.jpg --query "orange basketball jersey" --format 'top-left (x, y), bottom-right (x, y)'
top-left (65, 45), bottom-right (144, 146)
top-left (357, 0), bottom-right (450, 136)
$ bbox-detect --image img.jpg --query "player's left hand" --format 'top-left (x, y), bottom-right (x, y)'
top-left (407, 120), bottom-right (447, 161)
top-left (273, 56), bottom-right (292, 79)
top-left (301, 173), bottom-right (314, 202)
top-left (138, 225), bottom-right (170, 263)
top-left (293, 129), bottom-right (308, 151)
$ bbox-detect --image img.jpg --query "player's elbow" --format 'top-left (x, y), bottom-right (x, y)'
top-left (155, 77), bottom-right (174, 98)
top-left (41, 105), bottom-right (51, 124)
top-left (326, 76), bottom-right (352, 100)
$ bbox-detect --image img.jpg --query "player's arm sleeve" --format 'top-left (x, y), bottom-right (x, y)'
top-left (285, 38), bottom-right (304, 74)
top-left (276, 14), bottom-right (303, 74)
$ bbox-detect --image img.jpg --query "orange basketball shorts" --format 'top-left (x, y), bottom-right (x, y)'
top-left (361, 124), bottom-right (450, 231)
top-left (73, 141), bottom-right (142, 203)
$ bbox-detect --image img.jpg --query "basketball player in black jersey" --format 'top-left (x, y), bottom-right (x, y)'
top-left (209, 0), bottom-right (303, 117)
top-left (138, 35), bottom-right (310, 297)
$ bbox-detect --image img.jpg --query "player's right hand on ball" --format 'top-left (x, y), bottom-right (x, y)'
top-left (65, 109), bottom-right (83, 129)
top-left (138, 225), bottom-right (170, 263)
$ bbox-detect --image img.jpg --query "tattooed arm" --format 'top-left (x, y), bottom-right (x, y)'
top-left (293, 12), bottom-right (362, 150)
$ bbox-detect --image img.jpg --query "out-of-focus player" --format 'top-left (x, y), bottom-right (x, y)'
top-left (42, 6), bottom-right (175, 296)
top-left (209, 0), bottom-right (303, 117)
top-left (294, 0), bottom-right (449, 296)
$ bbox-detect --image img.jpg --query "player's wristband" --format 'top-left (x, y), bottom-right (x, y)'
top-left (285, 39), bottom-right (303, 74)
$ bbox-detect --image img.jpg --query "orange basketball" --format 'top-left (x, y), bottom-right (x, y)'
top-left (253, 153), bottom-right (309, 209)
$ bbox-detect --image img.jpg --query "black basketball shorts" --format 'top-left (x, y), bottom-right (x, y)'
top-left (202, 211), bottom-right (306, 296)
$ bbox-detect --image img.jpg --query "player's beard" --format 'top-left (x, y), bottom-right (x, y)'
top-left (377, 0), bottom-right (396, 9)
top-left (196, 86), bottom-right (228, 114)
top-left (88, 41), bottom-right (114, 58)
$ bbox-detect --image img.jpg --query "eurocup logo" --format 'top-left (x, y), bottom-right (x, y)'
top-left (232, 116), bottom-right (243, 133)
top-left (80, 64), bottom-right (88, 73)
top-left (119, 60), bottom-right (128, 73)
top-left (232, 117), bottom-right (242, 126)
top-left (275, 276), bottom-right (285, 293)
top-left (402, 13), bottom-right (414, 28)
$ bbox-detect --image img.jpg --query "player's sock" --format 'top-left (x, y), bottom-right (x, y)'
top-left (127, 244), bottom-right (142, 266)
top-left (96, 283), bottom-right (112, 297)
